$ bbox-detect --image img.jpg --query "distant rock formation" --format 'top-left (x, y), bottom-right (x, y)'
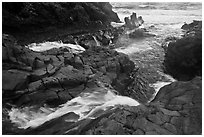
top-left (124, 12), bottom-right (144, 29)
top-left (123, 12), bottom-right (155, 39)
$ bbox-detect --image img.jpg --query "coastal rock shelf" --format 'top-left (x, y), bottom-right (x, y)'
top-left (2, 2), bottom-right (202, 135)
top-left (2, 33), bottom-right (153, 134)
top-left (3, 34), bottom-right (145, 107)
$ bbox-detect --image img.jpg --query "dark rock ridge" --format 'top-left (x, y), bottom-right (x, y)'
top-left (2, 2), bottom-right (120, 44)
top-left (3, 2), bottom-right (120, 31)
top-left (8, 77), bottom-right (201, 135)
top-left (164, 21), bottom-right (202, 81)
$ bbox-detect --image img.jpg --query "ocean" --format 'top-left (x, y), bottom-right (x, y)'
top-left (112, 2), bottom-right (202, 38)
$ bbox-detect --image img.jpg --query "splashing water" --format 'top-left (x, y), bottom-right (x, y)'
top-left (149, 71), bottom-right (176, 102)
top-left (92, 36), bottom-right (101, 46)
top-left (115, 42), bottom-right (153, 54)
top-left (111, 22), bottom-right (125, 28)
top-left (9, 87), bottom-right (139, 129)
top-left (27, 41), bottom-right (85, 53)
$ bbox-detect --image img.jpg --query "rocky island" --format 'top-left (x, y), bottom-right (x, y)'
top-left (2, 2), bottom-right (202, 135)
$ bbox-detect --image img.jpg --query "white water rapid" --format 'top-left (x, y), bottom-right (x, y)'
top-left (149, 71), bottom-right (176, 102)
top-left (9, 86), bottom-right (139, 129)
top-left (27, 41), bottom-right (85, 53)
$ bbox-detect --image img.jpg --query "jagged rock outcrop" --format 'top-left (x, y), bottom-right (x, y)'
top-left (181, 20), bottom-right (202, 33)
top-left (124, 12), bottom-right (144, 29)
top-left (164, 21), bottom-right (202, 81)
top-left (123, 12), bottom-right (155, 39)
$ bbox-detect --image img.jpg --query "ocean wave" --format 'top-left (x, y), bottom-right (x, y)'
top-left (111, 2), bottom-right (202, 11)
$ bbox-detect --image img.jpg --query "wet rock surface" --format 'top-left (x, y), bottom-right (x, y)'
top-left (164, 21), bottom-right (202, 81)
top-left (2, 23), bottom-right (163, 134)
top-left (82, 77), bottom-right (202, 135)
top-left (2, 3), bottom-right (202, 134)
top-left (10, 77), bottom-right (201, 135)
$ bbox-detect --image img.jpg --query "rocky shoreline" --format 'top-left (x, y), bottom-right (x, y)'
top-left (2, 2), bottom-right (202, 135)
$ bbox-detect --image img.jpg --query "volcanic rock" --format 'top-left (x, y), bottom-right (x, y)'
top-left (2, 2), bottom-right (120, 45)
top-left (3, 34), bottom-right (149, 108)
top-left (79, 77), bottom-right (201, 135)
top-left (124, 12), bottom-right (144, 29)
top-left (164, 21), bottom-right (202, 81)
top-left (3, 2), bottom-right (120, 31)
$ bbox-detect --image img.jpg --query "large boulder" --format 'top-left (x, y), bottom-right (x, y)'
top-left (164, 21), bottom-right (202, 81)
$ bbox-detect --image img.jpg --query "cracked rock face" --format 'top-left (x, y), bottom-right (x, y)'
top-left (2, 34), bottom-right (141, 108)
top-left (81, 77), bottom-right (201, 135)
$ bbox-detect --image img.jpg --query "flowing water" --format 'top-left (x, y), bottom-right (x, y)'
top-left (27, 41), bottom-right (85, 54)
top-left (7, 2), bottom-right (202, 131)
top-left (112, 2), bottom-right (201, 99)
top-left (8, 83), bottom-right (139, 129)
